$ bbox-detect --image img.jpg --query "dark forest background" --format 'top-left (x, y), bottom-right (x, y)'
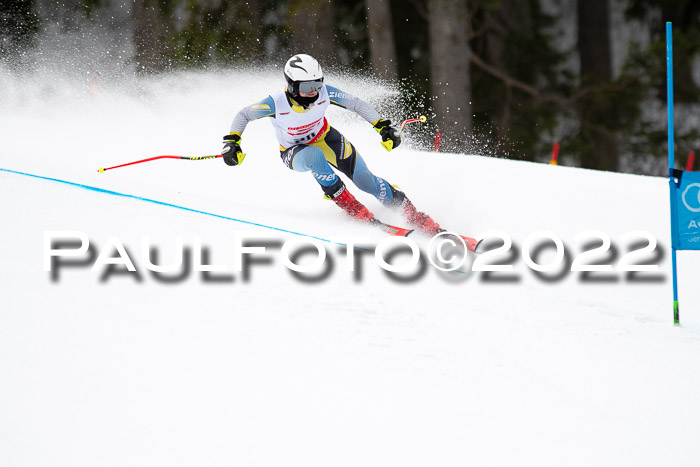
top-left (2, 0), bottom-right (699, 174)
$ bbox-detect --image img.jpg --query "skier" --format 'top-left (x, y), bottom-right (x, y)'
top-left (221, 53), bottom-right (442, 235)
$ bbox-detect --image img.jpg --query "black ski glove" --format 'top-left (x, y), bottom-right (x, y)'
top-left (374, 119), bottom-right (401, 151)
top-left (222, 134), bottom-right (246, 166)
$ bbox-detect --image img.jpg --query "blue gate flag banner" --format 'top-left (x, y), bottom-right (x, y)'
top-left (671, 171), bottom-right (700, 250)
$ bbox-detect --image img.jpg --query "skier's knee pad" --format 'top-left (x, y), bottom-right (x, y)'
top-left (353, 170), bottom-right (378, 194)
top-left (293, 146), bottom-right (328, 173)
top-left (292, 146), bottom-right (338, 186)
top-left (352, 157), bottom-right (392, 204)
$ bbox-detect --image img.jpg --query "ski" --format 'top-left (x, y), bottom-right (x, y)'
top-left (435, 228), bottom-right (482, 253)
top-left (370, 218), bottom-right (414, 237)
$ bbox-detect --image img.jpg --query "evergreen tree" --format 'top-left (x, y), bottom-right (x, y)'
top-left (577, 0), bottom-right (619, 172)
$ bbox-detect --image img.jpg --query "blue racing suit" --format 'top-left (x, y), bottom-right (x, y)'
top-left (228, 84), bottom-right (394, 205)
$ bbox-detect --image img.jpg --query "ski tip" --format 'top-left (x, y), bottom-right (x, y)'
top-left (471, 238), bottom-right (484, 254)
top-left (404, 229), bottom-right (415, 237)
top-left (97, 168), bottom-right (104, 173)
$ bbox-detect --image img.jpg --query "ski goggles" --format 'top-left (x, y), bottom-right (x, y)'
top-left (297, 79), bottom-right (324, 94)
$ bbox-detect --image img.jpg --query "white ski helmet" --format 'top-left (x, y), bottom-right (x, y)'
top-left (284, 54), bottom-right (324, 96)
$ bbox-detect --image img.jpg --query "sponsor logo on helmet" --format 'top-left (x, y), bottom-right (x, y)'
top-left (289, 56), bottom-right (307, 73)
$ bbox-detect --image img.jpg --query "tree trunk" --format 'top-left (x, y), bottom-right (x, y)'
top-left (428, 0), bottom-right (472, 151)
top-left (577, 0), bottom-right (619, 171)
top-left (483, 0), bottom-right (533, 131)
top-left (365, 0), bottom-right (398, 81)
top-left (132, 0), bottom-right (171, 73)
top-left (288, 0), bottom-right (336, 64)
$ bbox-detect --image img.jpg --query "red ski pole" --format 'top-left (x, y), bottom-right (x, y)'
top-left (97, 154), bottom-right (222, 173)
top-left (399, 115), bottom-right (427, 135)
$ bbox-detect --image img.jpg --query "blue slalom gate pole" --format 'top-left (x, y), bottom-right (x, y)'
top-left (667, 22), bottom-right (680, 325)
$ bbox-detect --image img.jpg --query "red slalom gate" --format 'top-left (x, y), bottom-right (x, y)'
top-left (550, 142), bottom-right (560, 165)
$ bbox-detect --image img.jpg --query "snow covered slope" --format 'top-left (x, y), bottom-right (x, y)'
top-left (2, 67), bottom-right (700, 467)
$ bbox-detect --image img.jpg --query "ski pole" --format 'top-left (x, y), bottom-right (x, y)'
top-left (97, 154), bottom-right (222, 173)
top-left (399, 115), bottom-right (427, 135)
